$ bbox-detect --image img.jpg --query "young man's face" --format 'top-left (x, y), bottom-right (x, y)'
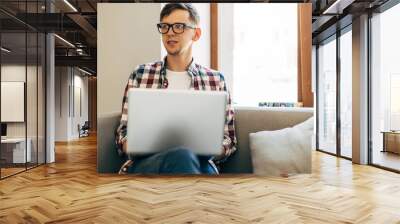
top-left (160, 9), bottom-right (201, 56)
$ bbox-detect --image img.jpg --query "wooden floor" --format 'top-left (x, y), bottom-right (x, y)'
top-left (1, 163), bottom-right (44, 178)
top-left (1, 135), bottom-right (400, 223)
top-left (1, 167), bottom-right (26, 178)
top-left (372, 151), bottom-right (400, 171)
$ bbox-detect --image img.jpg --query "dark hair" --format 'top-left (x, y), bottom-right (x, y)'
top-left (160, 3), bottom-right (200, 25)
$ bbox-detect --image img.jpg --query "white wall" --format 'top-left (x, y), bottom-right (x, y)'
top-left (98, 3), bottom-right (212, 117)
top-left (1, 64), bottom-right (46, 163)
top-left (72, 73), bottom-right (89, 138)
top-left (78, 74), bottom-right (89, 125)
top-left (1, 65), bottom-right (40, 137)
top-left (55, 67), bottom-right (69, 141)
top-left (1, 65), bottom-right (26, 144)
top-left (98, 3), bottom-right (163, 116)
top-left (55, 67), bottom-right (89, 141)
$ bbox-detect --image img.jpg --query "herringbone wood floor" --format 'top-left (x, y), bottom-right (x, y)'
top-left (1, 134), bottom-right (400, 224)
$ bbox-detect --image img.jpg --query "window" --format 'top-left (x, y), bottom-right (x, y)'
top-left (317, 36), bottom-right (337, 155)
top-left (371, 2), bottom-right (400, 171)
top-left (0, 1), bottom-right (47, 179)
top-left (231, 4), bottom-right (298, 106)
top-left (316, 27), bottom-right (353, 159)
top-left (340, 28), bottom-right (352, 158)
top-left (390, 74), bottom-right (400, 130)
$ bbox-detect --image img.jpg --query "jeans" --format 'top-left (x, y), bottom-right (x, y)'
top-left (127, 147), bottom-right (218, 174)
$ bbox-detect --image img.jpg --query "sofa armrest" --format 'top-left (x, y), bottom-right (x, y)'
top-left (97, 112), bottom-right (126, 173)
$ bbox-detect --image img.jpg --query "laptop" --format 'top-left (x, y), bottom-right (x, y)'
top-left (127, 89), bottom-right (227, 156)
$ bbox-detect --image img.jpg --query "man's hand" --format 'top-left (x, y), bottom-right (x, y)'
top-left (118, 159), bottom-right (133, 174)
top-left (118, 140), bottom-right (134, 174)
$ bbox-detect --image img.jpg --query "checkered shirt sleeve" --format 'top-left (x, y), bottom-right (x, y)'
top-left (213, 75), bottom-right (237, 164)
top-left (115, 71), bottom-right (135, 156)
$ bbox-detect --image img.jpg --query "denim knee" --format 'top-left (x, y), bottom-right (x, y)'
top-left (166, 147), bottom-right (197, 160)
top-left (161, 147), bottom-right (201, 174)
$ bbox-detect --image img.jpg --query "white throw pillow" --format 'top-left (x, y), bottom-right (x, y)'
top-left (249, 117), bottom-right (313, 176)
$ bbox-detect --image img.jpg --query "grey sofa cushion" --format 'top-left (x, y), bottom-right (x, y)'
top-left (97, 107), bottom-right (314, 174)
top-left (220, 107), bottom-right (314, 173)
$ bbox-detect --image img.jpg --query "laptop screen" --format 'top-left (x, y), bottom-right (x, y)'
top-left (1, 123), bottom-right (7, 137)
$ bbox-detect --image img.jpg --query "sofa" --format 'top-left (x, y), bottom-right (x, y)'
top-left (97, 107), bottom-right (314, 173)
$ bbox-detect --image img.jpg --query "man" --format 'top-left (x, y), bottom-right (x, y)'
top-left (116, 3), bottom-right (236, 174)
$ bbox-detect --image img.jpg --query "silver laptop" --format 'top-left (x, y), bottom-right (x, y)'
top-left (127, 89), bottom-right (227, 156)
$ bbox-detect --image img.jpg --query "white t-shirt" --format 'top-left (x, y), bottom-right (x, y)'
top-left (166, 69), bottom-right (191, 90)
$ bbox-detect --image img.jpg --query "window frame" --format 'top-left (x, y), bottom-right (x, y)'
top-left (315, 23), bottom-right (353, 160)
top-left (368, 0), bottom-right (400, 173)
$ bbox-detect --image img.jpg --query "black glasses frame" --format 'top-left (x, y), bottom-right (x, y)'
top-left (157, 23), bottom-right (196, 34)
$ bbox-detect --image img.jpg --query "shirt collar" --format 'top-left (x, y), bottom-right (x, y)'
top-left (162, 56), bottom-right (198, 77)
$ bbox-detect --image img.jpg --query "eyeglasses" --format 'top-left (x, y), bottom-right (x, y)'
top-left (157, 23), bottom-right (196, 34)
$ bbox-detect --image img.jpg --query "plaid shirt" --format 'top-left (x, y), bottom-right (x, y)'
top-left (115, 57), bottom-right (237, 164)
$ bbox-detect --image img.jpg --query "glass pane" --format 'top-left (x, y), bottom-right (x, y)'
top-left (0, 1), bottom-right (46, 179)
top-left (38, 32), bottom-right (46, 165)
top-left (27, 31), bottom-right (38, 169)
top-left (232, 4), bottom-right (298, 106)
top-left (317, 37), bottom-right (337, 154)
top-left (1, 31), bottom-right (27, 177)
top-left (340, 29), bottom-right (352, 158)
top-left (371, 3), bottom-right (400, 171)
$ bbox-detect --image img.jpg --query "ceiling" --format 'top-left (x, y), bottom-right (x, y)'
top-left (0, 0), bottom-right (99, 74)
top-left (0, 0), bottom-right (395, 75)
top-left (311, 0), bottom-right (390, 43)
